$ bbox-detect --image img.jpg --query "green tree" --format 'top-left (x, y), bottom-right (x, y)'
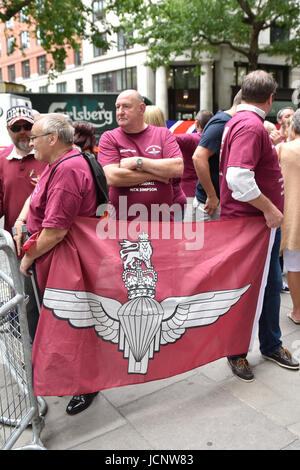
top-left (107, 0), bottom-right (300, 71)
top-left (0, 0), bottom-right (110, 72)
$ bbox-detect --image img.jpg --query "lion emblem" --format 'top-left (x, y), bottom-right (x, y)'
top-left (119, 232), bottom-right (153, 270)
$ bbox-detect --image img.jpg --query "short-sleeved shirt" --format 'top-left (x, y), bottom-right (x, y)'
top-left (175, 133), bottom-right (200, 197)
top-left (98, 125), bottom-right (183, 220)
top-left (219, 109), bottom-right (284, 219)
top-left (195, 111), bottom-right (232, 203)
top-left (27, 149), bottom-right (97, 234)
top-left (0, 145), bottom-right (46, 233)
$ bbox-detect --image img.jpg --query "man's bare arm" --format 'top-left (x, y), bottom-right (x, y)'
top-left (120, 156), bottom-right (183, 179)
top-left (226, 167), bottom-right (283, 228)
top-left (20, 227), bottom-right (68, 276)
top-left (13, 197), bottom-right (31, 256)
top-left (104, 163), bottom-right (170, 187)
top-left (247, 194), bottom-right (283, 228)
top-left (192, 146), bottom-right (219, 216)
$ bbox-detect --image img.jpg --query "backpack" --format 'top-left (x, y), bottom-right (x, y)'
top-left (48, 151), bottom-right (109, 217)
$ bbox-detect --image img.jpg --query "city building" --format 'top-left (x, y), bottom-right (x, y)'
top-left (0, 2), bottom-right (299, 121)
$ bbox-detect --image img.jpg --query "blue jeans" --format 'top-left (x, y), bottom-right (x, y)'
top-left (229, 228), bottom-right (283, 359)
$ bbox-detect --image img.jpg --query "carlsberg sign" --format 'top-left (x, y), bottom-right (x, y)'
top-left (22, 93), bottom-right (119, 141)
top-left (48, 101), bottom-right (113, 128)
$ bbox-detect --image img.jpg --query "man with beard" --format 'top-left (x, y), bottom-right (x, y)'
top-left (0, 106), bottom-right (46, 341)
top-left (0, 106), bottom-right (46, 234)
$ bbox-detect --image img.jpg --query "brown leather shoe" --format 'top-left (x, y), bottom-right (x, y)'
top-left (227, 357), bottom-right (254, 382)
top-left (262, 347), bottom-right (299, 370)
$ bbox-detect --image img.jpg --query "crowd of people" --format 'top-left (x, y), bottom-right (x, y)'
top-left (0, 69), bottom-right (299, 416)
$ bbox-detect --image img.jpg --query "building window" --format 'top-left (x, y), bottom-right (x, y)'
top-left (22, 60), bottom-right (30, 79)
top-left (234, 62), bottom-right (289, 88)
top-left (93, 72), bottom-right (113, 92)
top-left (19, 10), bottom-right (28, 22)
top-left (57, 82), bottom-right (67, 92)
top-left (37, 55), bottom-right (47, 75)
top-left (93, 34), bottom-right (107, 57)
top-left (168, 66), bottom-right (199, 90)
top-left (116, 68), bottom-right (137, 91)
top-left (39, 85), bottom-right (48, 93)
top-left (93, 67), bottom-right (137, 92)
top-left (74, 49), bottom-right (82, 67)
top-left (20, 31), bottom-right (30, 49)
top-left (76, 78), bottom-right (83, 92)
top-left (36, 28), bottom-right (42, 46)
top-left (8, 64), bottom-right (15, 82)
top-left (92, 0), bottom-right (106, 21)
top-left (0, 69), bottom-right (2, 82)
top-left (233, 64), bottom-right (248, 86)
top-left (6, 37), bottom-right (15, 55)
top-left (270, 26), bottom-right (289, 43)
top-left (117, 30), bottom-right (134, 51)
top-left (93, 45), bottom-right (106, 57)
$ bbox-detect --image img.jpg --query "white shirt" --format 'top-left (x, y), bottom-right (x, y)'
top-left (226, 104), bottom-right (266, 202)
top-left (6, 145), bottom-right (34, 160)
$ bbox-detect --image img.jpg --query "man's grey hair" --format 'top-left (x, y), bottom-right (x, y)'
top-left (276, 106), bottom-right (295, 121)
top-left (290, 109), bottom-right (300, 135)
top-left (233, 89), bottom-right (242, 106)
top-left (117, 89), bottom-right (144, 103)
top-left (40, 113), bottom-right (74, 143)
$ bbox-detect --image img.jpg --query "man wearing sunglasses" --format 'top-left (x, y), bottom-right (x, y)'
top-left (0, 106), bottom-right (46, 234)
top-left (0, 106), bottom-right (46, 340)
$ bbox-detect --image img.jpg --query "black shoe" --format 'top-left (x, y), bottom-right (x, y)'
top-left (227, 357), bottom-right (254, 382)
top-left (66, 392), bottom-right (99, 415)
top-left (281, 282), bottom-right (289, 293)
top-left (262, 347), bottom-right (299, 370)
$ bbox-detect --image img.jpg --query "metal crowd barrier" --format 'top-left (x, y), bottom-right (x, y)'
top-left (0, 229), bottom-right (46, 450)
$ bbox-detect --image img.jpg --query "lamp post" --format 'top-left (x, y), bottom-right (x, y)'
top-left (124, 38), bottom-right (128, 89)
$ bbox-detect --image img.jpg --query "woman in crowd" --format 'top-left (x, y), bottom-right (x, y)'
top-left (73, 121), bottom-right (96, 155)
top-left (143, 105), bottom-right (186, 220)
top-left (278, 110), bottom-right (300, 324)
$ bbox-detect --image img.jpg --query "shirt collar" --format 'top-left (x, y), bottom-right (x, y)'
top-left (6, 146), bottom-right (35, 161)
top-left (237, 104), bottom-right (266, 120)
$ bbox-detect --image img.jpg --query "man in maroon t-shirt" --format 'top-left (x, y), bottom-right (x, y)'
top-left (98, 90), bottom-right (183, 222)
top-left (17, 113), bottom-right (99, 417)
top-left (175, 109), bottom-right (213, 221)
top-left (0, 106), bottom-right (46, 233)
top-left (219, 70), bottom-right (299, 381)
top-left (0, 106), bottom-right (46, 353)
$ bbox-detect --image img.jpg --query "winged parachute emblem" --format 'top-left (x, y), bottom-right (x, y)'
top-left (43, 232), bottom-right (250, 374)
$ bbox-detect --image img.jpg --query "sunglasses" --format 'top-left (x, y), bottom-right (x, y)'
top-left (9, 123), bottom-right (33, 133)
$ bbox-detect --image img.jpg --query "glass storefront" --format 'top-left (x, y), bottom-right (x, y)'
top-left (167, 65), bottom-right (200, 120)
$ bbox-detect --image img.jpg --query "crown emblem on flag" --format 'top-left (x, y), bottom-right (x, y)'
top-left (119, 233), bottom-right (157, 299)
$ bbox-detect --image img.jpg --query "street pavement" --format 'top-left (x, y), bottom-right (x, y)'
top-left (15, 286), bottom-right (300, 451)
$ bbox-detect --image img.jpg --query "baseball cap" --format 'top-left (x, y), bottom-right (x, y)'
top-left (6, 106), bottom-right (34, 127)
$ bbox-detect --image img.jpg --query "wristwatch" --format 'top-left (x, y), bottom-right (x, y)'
top-left (136, 157), bottom-right (143, 170)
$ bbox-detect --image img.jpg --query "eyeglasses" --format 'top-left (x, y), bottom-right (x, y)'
top-left (29, 133), bottom-right (52, 141)
top-left (9, 123), bottom-right (33, 133)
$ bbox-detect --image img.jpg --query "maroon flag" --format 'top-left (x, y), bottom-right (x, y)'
top-left (32, 216), bottom-right (272, 396)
